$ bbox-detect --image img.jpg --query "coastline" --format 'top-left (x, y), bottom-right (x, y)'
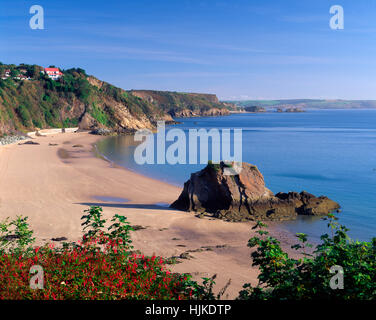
top-left (0, 130), bottom-right (298, 298)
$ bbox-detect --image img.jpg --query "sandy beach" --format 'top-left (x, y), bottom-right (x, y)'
top-left (0, 130), bottom-right (297, 298)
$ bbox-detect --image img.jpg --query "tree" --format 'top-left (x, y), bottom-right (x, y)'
top-left (26, 65), bottom-right (41, 78)
top-left (10, 69), bottom-right (19, 77)
top-left (238, 214), bottom-right (376, 300)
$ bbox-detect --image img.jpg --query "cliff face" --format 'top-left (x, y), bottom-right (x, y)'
top-left (0, 64), bottom-right (228, 136)
top-left (129, 90), bottom-right (230, 117)
top-left (171, 162), bottom-right (340, 222)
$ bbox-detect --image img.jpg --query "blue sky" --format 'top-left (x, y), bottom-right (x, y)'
top-left (1, 0), bottom-right (376, 100)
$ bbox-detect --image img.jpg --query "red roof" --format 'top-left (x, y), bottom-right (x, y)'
top-left (44, 68), bottom-right (60, 72)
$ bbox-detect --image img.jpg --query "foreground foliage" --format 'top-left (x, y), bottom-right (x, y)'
top-left (0, 207), bottom-right (203, 300)
top-left (1, 206), bottom-right (374, 300)
top-left (239, 214), bottom-right (376, 300)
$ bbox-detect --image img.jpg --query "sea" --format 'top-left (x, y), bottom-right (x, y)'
top-left (96, 109), bottom-right (376, 242)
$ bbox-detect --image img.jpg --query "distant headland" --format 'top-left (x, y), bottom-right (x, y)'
top-left (225, 99), bottom-right (376, 112)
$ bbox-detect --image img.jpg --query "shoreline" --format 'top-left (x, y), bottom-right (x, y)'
top-left (0, 130), bottom-right (299, 298)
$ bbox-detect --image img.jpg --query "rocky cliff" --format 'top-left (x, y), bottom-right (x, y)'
top-left (130, 90), bottom-right (230, 117)
top-left (244, 106), bottom-right (267, 113)
top-left (170, 161), bottom-right (340, 221)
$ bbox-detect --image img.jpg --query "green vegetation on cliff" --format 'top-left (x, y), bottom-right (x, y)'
top-left (129, 90), bottom-right (230, 117)
top-left (0, 63), bottom-right (228, 136)
top-left (0, 64), bottom-right (166, 135)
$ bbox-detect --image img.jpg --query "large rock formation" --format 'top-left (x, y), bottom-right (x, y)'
top-left (170, 162), bottom-right (340, 221)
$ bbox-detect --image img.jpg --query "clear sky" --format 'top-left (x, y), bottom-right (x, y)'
top-left (1, 0), bottom-right (376, 100)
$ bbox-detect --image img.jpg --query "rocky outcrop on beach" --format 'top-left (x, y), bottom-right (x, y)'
top-left (89, 128), bottom-right (113, 136)
top-left (170, 162), bottom-right (340, 221)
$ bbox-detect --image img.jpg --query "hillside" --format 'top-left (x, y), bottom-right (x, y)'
top-left (130, 90), bottom-right (230, 117)
top-left (0, 63), bottom-right (228, 136)
top-left (227, 99), bottom-right (376, 110)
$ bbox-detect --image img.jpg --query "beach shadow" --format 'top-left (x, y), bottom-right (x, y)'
top-left (76, 202), bottom-right (174, 211)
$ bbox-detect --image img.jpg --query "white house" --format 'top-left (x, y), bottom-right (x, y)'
top-left (1, 69), bottom-right (10, 79)
top-left (42, 67), bottom-right (63, 80)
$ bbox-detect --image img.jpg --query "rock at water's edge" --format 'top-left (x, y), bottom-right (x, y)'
top-left (170, 162), bottom-right (340, 221)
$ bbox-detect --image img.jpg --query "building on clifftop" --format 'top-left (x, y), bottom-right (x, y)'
top-left (42, 67), bottom-right (63, 80)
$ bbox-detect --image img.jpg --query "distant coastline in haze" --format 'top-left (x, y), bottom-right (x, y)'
top-left (225, 99), bottom-right (376, 110)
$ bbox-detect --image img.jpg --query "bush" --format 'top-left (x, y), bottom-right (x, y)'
top-left (238, 215), bottom-right (376, 300)
top-left (0, 216), bottom-right (35, 255)
top-left (0, 207), bottom-right (210, 300)
top-left (0, 245), bottom-right (192, 299)
top-left (76, 78), bottom-right (91, 102)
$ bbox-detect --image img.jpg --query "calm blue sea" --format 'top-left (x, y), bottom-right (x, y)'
top-left (96, 110), bottom-right (376, 242)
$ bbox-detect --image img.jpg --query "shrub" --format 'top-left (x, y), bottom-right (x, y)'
top-left (0, 207), bottom-right (211, 300)
top-left (76, 78), bottom-right (91, 102)
top-left (0, 216), bottom-right (35, 255)
top-left (238, 215), bottom-right (376, 300)
top-left (89, 103), bottom-right (109, 126)
top-left (0, 244), bottom-right (192, 300)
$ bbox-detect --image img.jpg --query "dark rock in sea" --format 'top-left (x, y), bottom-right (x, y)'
top-left (170, 161), bottom-right (340, 222)
top-left (168, 107), bottom-right (230, 118)
top-left (244, 106), bottom-right (267, 113)
top-left (276, 107), bottom-right (305, 113)
top-left (285, 107), bottom-right (305, 113)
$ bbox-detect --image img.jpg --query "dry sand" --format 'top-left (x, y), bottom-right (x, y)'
top-left (0, 131), bottom-right (298, 298)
